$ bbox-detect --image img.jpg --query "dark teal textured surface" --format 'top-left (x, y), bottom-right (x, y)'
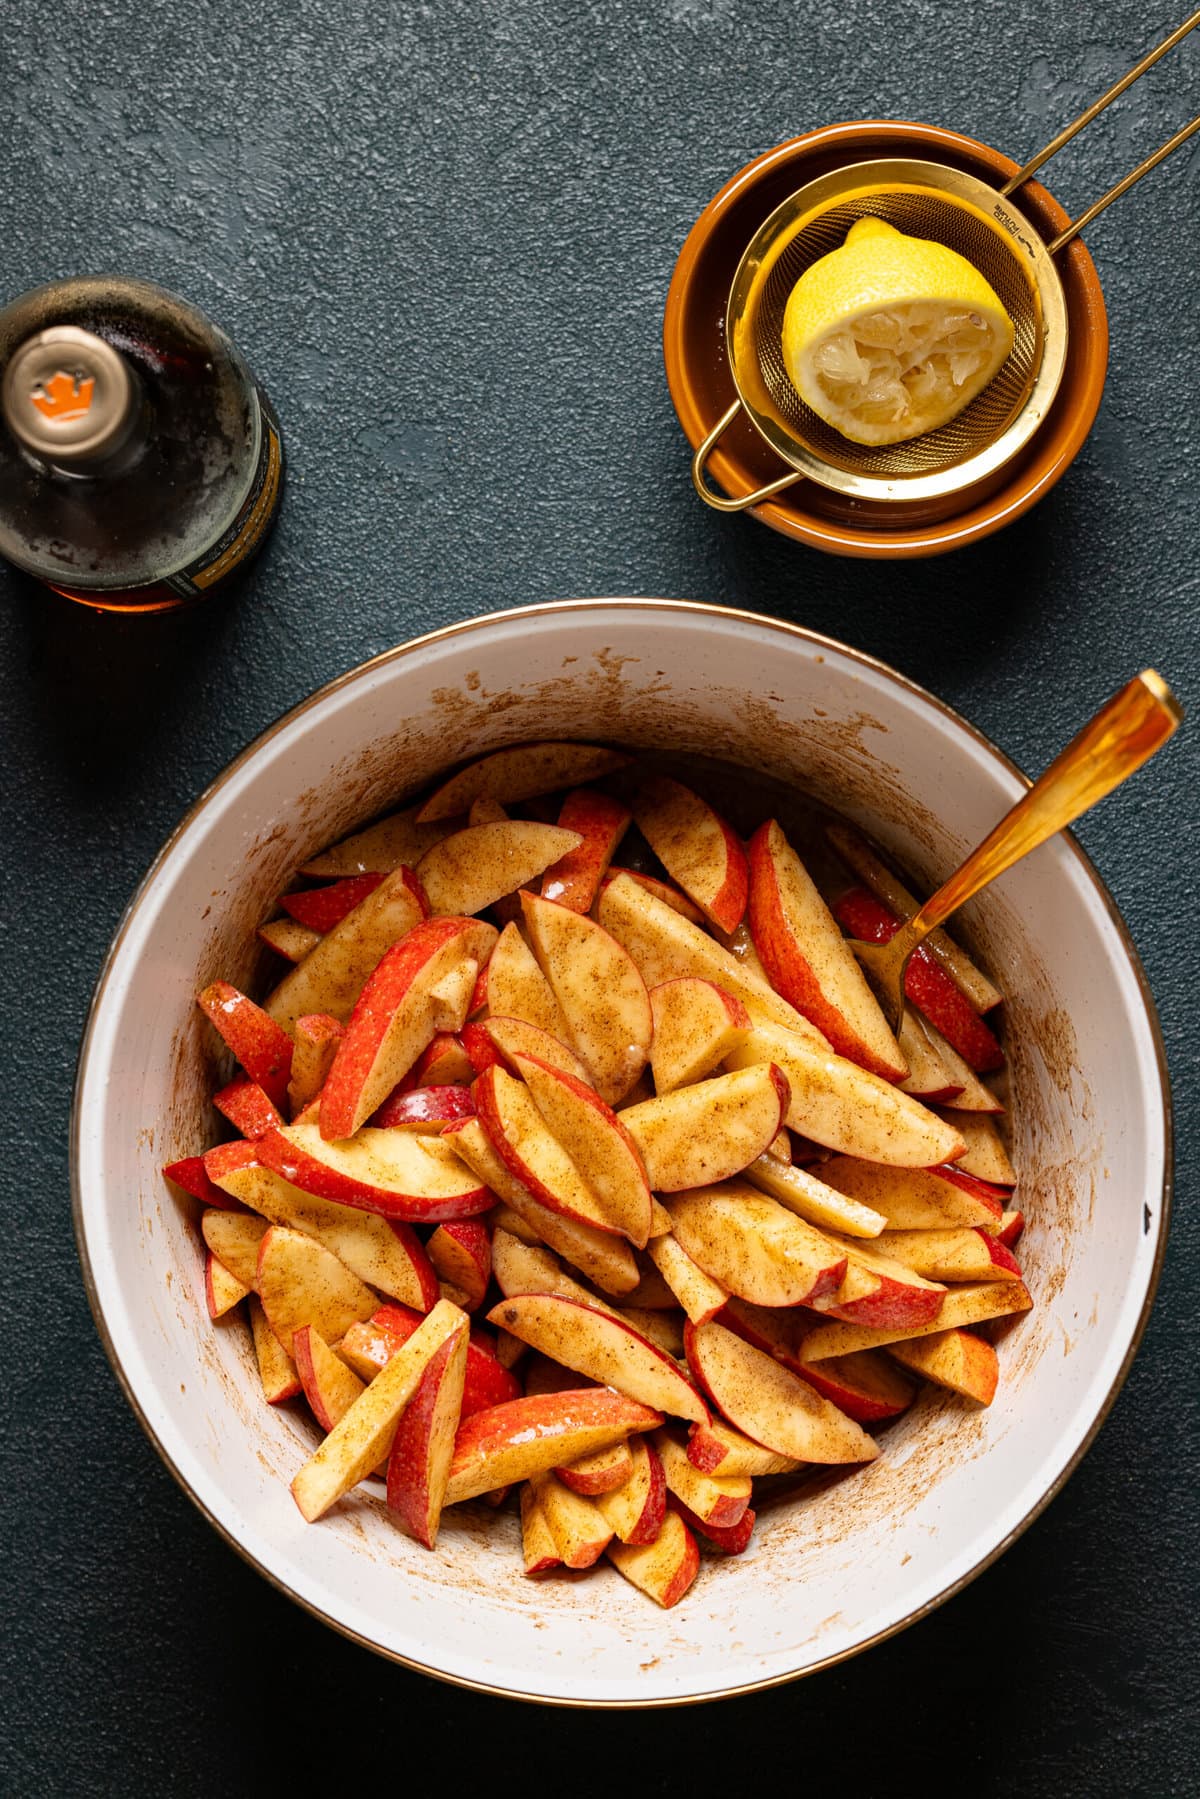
top-left (1, 2), bottom-right (1197, 1792)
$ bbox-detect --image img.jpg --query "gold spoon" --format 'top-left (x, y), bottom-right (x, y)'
top-left (851, 670), bottom-right (1183, 1034)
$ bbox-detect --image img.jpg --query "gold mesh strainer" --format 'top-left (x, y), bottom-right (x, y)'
top-left (693, 11), bottom-right (1200, 512)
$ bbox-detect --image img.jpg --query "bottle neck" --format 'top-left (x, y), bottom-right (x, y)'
top-left (2, 324), bottom-right (140, 473)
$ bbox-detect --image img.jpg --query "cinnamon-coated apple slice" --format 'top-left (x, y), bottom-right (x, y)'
top-left (667, 1495), bottom-right (756, 1556)
top-left (619, 1065), bottom-right (789, 1192)
top-left (724, 1020), bottom-right (964, 1168)
top-left (520, 891), bottom-right (653, 1105)
top-left (487, 1292), bottom-right (710, 1424)
top-left (473, 1065), bottom-right (621, 1236)
top-left (932, 1110), bottom-right (1016, 1185)
top-left (201, 1208), bottom-right (268, 1288)
top-left (597, 867), bottom-right (707, 927)
top-left (301, 804), bottom-right (454, 878)
top-left (292, 1299), bottom-right (468, 1520)
top-left (416, 742), bottom-right (631, 824)
top-left (255, 1225), bottom-right (379, 1358)
top-left (996, 1208), bottom-right (1025, 1248)
top-left (449, 1119), bottom-right (639, 1295)
top-left (648, 978), bottom-right (751, 1094)
top-left (540, 788), bottom-right (632, 912)
top-left (205, 1252), bottom-right (249, 1319)
top-left (664, 1181), bottom-right (846, 1308)
top-left (443, 1388), bottom-right (662, 1504)
top-left (319, 916), bottom-right (495, 1138)
top-left (412, 1032), bottom-right (475, 1087)
top-left (462, 1015), bottom-right (592, 1085)
top-left (887, 1327), bottom-right (1000, 1404)
top-left (257, 1122), bottom-right (493, 1222)
top-left (808, 1234), bottom-right (947, 1329)
top-left (556, 1439), bottom-right (635, 1496)
top-left (629, 773), bottom-right (749, 934)
top-left (279, 873), bottom-right (386, 933)
top-left (896, 1005), bottom-right (965, 1103)
top-left (683, 1417), bottom-right (800, 1477)
top-left (414, 821), bottom-right (581, 917)
top-left (743, 1152), bottom-right (885, 1238)
top-left (797, 1279), bottom-right (1032, 1360)
top-left (684, 1319), bottom-right (879, 1464)
top-left (870, 1226), bottom-right (1022, 1283)
top-left (653, 1429), bottom-right (751, 1528)
top-left (647, 1233), bottom-right (727, 1326)
top-left (197, 981), bottom-right (295, 1111)
top-left (213, 1076), bottom-right (285, 1141)
top-left (426, 1219), bottom-right (492, 1310)
top-left (287, 1014), bottom-right (344, 1116)
top-left (484, 921), bottom-right (572, 1038)
top-left (530, 1471), bottom-right (613, 1568)
top-left (901, 1008), bottom-right (1003, 1113)
top-left (369, 1084), bottom-right (476, 1131)
top-left (204, 1139), bottom-right (439, 1309)
top-left (387, 1320), bottom-right (470, 1547)
top-left (748, 820), bottom-right (906, 1080)
top-left (521, 1484), bottom-right (562, 1574)
top-left (338, 1303), bottom-right (521, 1417)
top-left (162, 1153), bottom-right (244, 1211)
top-left (816, 1156), bottom-right (1003, 1228)
top-left (511, 1052), bottom-right (653, 1246)
top-left (789, 1350), bottom-right (916, 1424)
top-left (265, 865), bottom-right (429, 1031)
top-left (490, 1234), bottom-right (663, 1360)
top-left (292, 1324), bottom-right (367, 1433)
top-left (249, 1295), bottom-right (301, 1403)
top-left (606, 1506), bottom-right (699, 1609)
top-left (258, 917), bottom-right (323, 963)
top-left (593, 1435), bottom-right (666, 1544)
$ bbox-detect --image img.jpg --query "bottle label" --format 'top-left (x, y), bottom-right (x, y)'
top-left (163, 401), bottom-right (283, 599)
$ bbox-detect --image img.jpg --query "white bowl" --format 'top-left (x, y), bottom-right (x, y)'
top-left (73, 598), bottom-right (1170, 1707)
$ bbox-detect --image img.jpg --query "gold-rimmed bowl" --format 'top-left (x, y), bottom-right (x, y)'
top-left (74, 599), bottom-right (1169, 1705)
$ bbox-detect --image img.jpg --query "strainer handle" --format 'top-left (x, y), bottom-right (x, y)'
top-left (691, 399), bottom-right (804, 513)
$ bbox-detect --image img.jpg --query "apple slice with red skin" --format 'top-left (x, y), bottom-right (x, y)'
top-left (213, 1076), bottom-right (285, 1141)
top-left (319, 915), bottom-right (495, 1139)
top-left (996, 1208), bottom-right (1025, 1249)
top-left (648, 978), bottom-right (751, 1095)
top-left (654, 1430), bottom-right (750, 1528)
top-left (765, 1127), bottom-right (792, 1164)
top-left (463, 1015), bottom-right (592, 1086)
top-left (511, 1052), bottom-right (653, 1246)
top-left (726, 1021), bottom-right (965, 1168)
top-left (664, 1181), bottom-right (845, 1308)
top-left (488, 1292), bottom-right (710, 1424)
top-left (411, 1032), bottom-right (474, 1088)
top-left (593, 1435), bottom-right (666, 1544)
top-left (556, 1439), bottom-right (634, 1496)
top-left (205, 1252), bottom-right (249, 1318)
top-left (415, 821), bottom-right (582, 917)
top-left (491, 1231), bottom-right (638, 1327)
top-left (443, 1388), bottom-right (662, 1505)
top-left (370, 1085), bottom-right (476, 1131)
top-left (163, 1154), bottom-right (245, 1211)
top-left (484, 922), bottom-right (572, 1039)
top-left (647, 1233), bottom-right (727, 1326)
top-left (288, 1014), bottom-right (344, 1117)
top-left (933, 1110), bottom-right (1016, 1185)
top-left (606, 1507), bottom-right (699, 1609)
top-left (293, 1324), bottom-right (367, 1432)
top-left (258, 917), bottom-right (322, 963)
top-left (338, 1302), bottom-right (520, 1418)
top-left (301, 805), bottom-right (454, 879)
top-left (520, 1484), bottom-right (562, 1574)
top-left (530, 1471), bottom-right (613, 1568)
top-left (901, 1012), bottom-right (1003, 1113)
top-left (667, 1494), bottom-right (757, 1555)
top-left (201, 1208), bottom-right (268, 1287)
top-left (256, 1225), bottom-right (378, 1358)
top-left (744, 1153), bottom-right (885, 1239)
top-left (817, 1156), bottom-right (1003, 1229)
top-left (896, 1005), bottom-right (964, 1103)
top-left (292, 1299), bottom-right (468, 1521)
top-left (416, 742), bottom-right (631, 824)
top-left (684, 1320), bottom-right (879, 1464)
top-left (792, 1350), bottom-right (916, 1423)
top-left (629, 773), bottom-right (749, 934)
top-left (520, 891), bottom-right (653, 1105)
top-left (249, 1295), bottom-right (301, 1403)
top-left (887, 1328), bottom-right (1000, 1404)
top-left (597, 867), bottom-right (707, 927)
top-left (871, 1226), bottom-right (1023, 1283)
top-left (747, 822), bottom-right (906, 1081)
top-left (684, 1417), bottom-right (800, 1477)
top-left (473, 1064), bottom-right (624, 1236)
top-left (257, 1122), bottom-right (493, 1222)
top-left (203, 1139), bottom-right (438, 1309)
top-left (833, 885), bottom-right (1004, 1073)
top-left (797, 1279), bottom-right (1032, 1360)
top-left (427, 1220), bottom-right (492, 1310)
top-left (265, 865), bottom-right (429, 1032)
top-left (808, 1234), bottom-right (947, 1329)
top-left (197, 981), bottom-right (294, 1111)
top-left (540, 788), bottom-right (632, 912)
top-left (449, 1119), bottom-right (639, 1295)
top-left (619, 1065), bottom-right (789, 1192)
top-left (279, 873), bottom-right (386, 932)
top-left (387, 1319), bottom-right (470, 1547)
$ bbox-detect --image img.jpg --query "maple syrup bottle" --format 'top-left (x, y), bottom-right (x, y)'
top-left (0, 276), bottom-right (283, 611)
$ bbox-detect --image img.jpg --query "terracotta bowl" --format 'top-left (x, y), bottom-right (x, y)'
top-left (663, 123), bottom-right (1110, 557)
top-left (74, 600), bottom-right (1168, 1705)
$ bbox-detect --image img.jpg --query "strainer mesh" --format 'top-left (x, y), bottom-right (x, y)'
top-left (750, 189), bottom-right (1042, 477)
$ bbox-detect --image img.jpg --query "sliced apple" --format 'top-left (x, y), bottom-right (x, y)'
top-left (201, 1208), bottom-right (268, 1287)
top-left (491, 1230), bottom-right (622, 1318)
top-left (556, 1439), bottom-right (634, 1496)
top-left (213, 1076), bottom-right (284, 1141)
top-left (301, 804), bottom-right (454, 878)
top-left (520, 891), bottom-right (652, 1105)
top-left (647, 1234), bottom-right (727, 1326)
top-left (521, 1483), bottom-right (562, 1574)
top-left (469, 794), bottom-right (510, 826)
top-left (797, 1279), bottom-right (1032, 1360)
top-left (443, 1388), bottom-right (662, 1505)
top-left (816, 1157), bottom-right (1003, 1229)
top-left (386, 1318), bottom-right (470, 1547)
top-left (765, 1128), bottom-right (792, 1164)
top-left (792, 1350), bottom-right (916, 1423)
top-left (485, 922), bottom-right (570, 1033)
top-left (414, 821), bottom-right (581, 918)
top-left (593, 1435), bottom-right (666, 1545)
top-left (427, 1219), bottom-right (492, 1310)
top-left (629, 773), bottom-right (748, 934)
top-left (996, 1208), bottom-right (1025, 1249)
top-left (255, 1225), bottom-right (378, 1358)
top-left (487, 1293), bottom-right (709, 1424)
top-left (292, 1299), bottom-right (467, 1520)
top-left (724, 1019), bottom-right (964, 1168)
top-left (279, 873), bottom-right (386, 933)
top-left (293, 1324), bottom-right (367, 1432)
top-left (411, 1032), bottom-right (475, 1088)
top-left (370, 1084), bottom-right (476, 1132)
top-left (900, 1009), bottom-right (1003, 1113)
top-left (808, 1234), bottom-right (947, 1329)
top-left (871, 1226), bottom-right (1022, 1283)
top-left (667, 1495), bottom-right (756, 1556)
top-left (933, 1111), bottom-right (1016, 1185)
top-left (606, 1507), bottom-right (699, 1609)
top-left (623, 1307), bottom-right (685, 1358)
top-left (205, 1251), bottom-right (249, 1318)
top-left (265, 865), bottom-right (429, 1032)
top-left (416, 742), bottom-right (630, 824)
top-left (648, 978), bottom-right (750, 1095)
top-left (743, 1152), bottom-right (885, 1238)
top-left (530, 1471), bottom-right (613, 1568)
top-left (511, 1052), bottom-right (653, 1246)
top-left (249, 1295), bottom-right (301, 1403)
top-left (665, 1181), bottom-right (845, 1308)
top-left (163, 1154), bottom-right (243, 1211)
top-left (463, 1015), bottom-right (592, 1086)
top-left (887, 1328), bottom-right (1000, 1404)
top-left (654, 1430), bottom-right (750, 1528)
top-left (683, 1417), bottom-right (800, 1477)
top-left (540, 788), bottom-right (631, 912)
top-left (256, 1123), bottom-right (493, 1221)
top-left (287, 1013), bottom-right (345, 1117)
top-left (685, 1320), bottom-right (879, 1464)
top-left (473, 1065), bottom-right (622, 1236)
top-left (197, 981), bottom-right (294, 1111)
top-left (258, 917), bottom-right (322, 963)
top-left (597, 866), bottom-right (707, 926)
top-left (896, 1005), bottom-right (964, 1103)
top-left (338, 1303), bottom-right (520, 1417)
top-left (619, 1065), bottom-right (789, 1192)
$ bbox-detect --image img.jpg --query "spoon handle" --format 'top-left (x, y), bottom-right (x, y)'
top-left (909, 670), bottom-right (1182, 938)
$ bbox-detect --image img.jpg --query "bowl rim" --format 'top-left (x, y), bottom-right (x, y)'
top-left (72, 596), bottom-right (1173, 1706)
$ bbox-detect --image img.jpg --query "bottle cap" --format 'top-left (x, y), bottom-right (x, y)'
top-left (2, 325), bottom-right (136, 466)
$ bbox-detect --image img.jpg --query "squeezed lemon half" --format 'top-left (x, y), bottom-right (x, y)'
top-left (781, 217), bottom-right (1015, 447)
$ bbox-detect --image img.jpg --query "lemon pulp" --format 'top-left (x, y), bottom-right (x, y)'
top-left (781, 217), bottom-right (1015, 448)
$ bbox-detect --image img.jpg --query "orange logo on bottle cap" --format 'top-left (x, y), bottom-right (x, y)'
top-left (30, 369), bottom-right (95, 421)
